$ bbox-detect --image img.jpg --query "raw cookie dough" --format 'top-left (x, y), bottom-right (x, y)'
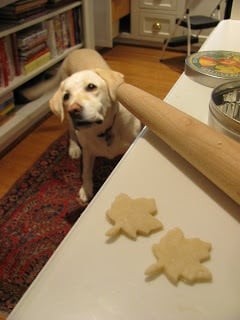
top-left (105, 193), bottom-right (163, 239)
top-left (145, 227), bottom-right (212, 284)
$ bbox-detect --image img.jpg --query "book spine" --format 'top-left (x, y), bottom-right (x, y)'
top-left (73, 7), bottom-right (82, 45)
top-left (0, 38), bottom-right (9, 86)
top-left (60, 12), bottom-right (69, 49)
top-left (10, 33), bottom-right (21, 76)
top-left (3, 35), bottom-right (16, 81)
top-left (0, 63), bottom-right (3, 87)
top-left (53, 15), bottom-right (64, 54)
top-left (44, 19), bottom-right (58, 57)
top-left (65, 9), bottom-right (76, 47)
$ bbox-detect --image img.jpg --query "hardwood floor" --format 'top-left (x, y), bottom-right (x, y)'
top-left (0, 45), bottom-right (185, 198)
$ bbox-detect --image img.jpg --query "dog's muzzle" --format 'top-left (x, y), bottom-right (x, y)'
top-left (69, 109), bottom-right (103, 129)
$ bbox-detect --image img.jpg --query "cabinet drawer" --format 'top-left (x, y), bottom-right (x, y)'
top-left (139, 0), bottom-right (177, 11)
top-left (138, 12), bottom-right (175, 40)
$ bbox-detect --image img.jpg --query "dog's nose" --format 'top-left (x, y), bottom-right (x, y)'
top-left (67, 103), bottom-right (82, 113)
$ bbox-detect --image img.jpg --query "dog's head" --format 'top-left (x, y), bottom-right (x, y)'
top-left (49, 69), bottom-right (124, 129)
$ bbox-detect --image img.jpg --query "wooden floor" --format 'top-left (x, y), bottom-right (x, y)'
top-left (0, 45), bottom-right (185, 198)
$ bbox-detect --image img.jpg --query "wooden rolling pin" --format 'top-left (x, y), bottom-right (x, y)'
top-left (117, 83), bottom-right (240, 205)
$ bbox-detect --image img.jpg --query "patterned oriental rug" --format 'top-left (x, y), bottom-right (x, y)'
top-left (0, 132), bottom-right (121, 313)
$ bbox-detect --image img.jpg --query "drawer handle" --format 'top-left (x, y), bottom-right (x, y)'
top-left (152, 21), bottom-right (161, 32)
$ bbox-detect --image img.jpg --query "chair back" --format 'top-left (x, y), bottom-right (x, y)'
top-left (183, 0), bottom-right (225, 18)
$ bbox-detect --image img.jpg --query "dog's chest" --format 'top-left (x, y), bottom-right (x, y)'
top-left (97, 126), bottom-right (113, 146)
top-left (76, 127), bottom-right (128, 159)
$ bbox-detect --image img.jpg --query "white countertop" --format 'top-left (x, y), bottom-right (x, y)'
top-left (8, 20), bottom-right (240, 320)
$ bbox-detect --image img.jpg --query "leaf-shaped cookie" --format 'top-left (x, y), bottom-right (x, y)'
top-left (145, 228), bottom-right (212, 284)
top-left (105, 193), bottom-right (163, 239)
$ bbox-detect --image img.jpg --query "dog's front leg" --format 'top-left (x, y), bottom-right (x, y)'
top-left (79, 149), bottom-right (95, 203)
top-left (69, 139), bottom-right (81, 159)
top-left (67, 115), bottom-right (81, 159)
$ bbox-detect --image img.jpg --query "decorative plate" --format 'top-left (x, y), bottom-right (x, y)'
top-left (185, 51), bottom-right (240, 87)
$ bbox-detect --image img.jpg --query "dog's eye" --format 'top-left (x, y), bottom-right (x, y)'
top-left (63, 92), bottom-right (70, 101)
top-left (86, 83), bottom-right (97, 91)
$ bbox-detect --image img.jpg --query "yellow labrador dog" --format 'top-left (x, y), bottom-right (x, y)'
top-left (22, 49), bottom-right (141, 202)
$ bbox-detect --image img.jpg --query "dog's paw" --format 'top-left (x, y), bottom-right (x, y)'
top-left (69, 139), bottom-right (81, 159)
top-left (79, 186), bottom-right (92, 203)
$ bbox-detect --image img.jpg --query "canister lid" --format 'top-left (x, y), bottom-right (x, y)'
top-left (185, 51), bottom-right (240, 88)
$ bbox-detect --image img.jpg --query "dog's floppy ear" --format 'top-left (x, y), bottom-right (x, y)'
top-left (49, 83), bottom-right (64, 122)
top-left (95, 68), bottom-right (124, 101)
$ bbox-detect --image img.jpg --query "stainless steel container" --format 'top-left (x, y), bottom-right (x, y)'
top-left (209, 80), bottom-right (240, 142)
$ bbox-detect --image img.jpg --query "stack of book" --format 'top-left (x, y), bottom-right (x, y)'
top-left (0, 0), bottom-right (48, 24)
top-left (17, 24), bottom-right (51, 75)
top-left (0, 91), bottom-right (15, 120)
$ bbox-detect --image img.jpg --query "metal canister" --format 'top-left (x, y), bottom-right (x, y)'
top-left (209, 80), bottom-right (240, 142)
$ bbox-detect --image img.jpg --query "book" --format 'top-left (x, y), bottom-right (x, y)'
top-left (44, 18), bottom-right (58, 57)
top-left (2, 35), bottom-right (15, 81)
top-left (17, 26), bottom-right (48, 49)
top-left (21, 46), bottom-right (49, 62)
top-left (65, 9), bottom-right (76, 47)
top-left (0, 63), bottom-right (3, 87)
top-left (73, 6), bottom-right (82, 44)
top-left (0, 36), bottom-right (15, 86)
top-left (53, 15), bottom-right (64, 54)
top-left (0, 91), bottom-right (13, 107)
top-left (0, 99), bottom-right (15, 125)
top-left (0, 0), bottom-right (47, 15)
top-left (44, 9), bottom-right (76, 58)
top-left (60, 12), bottom-right (69, 48)
top-left (0, 102), bottom-right (15, 116)
top-left (0, 38), bottom-right (9, 86)
top-left (0, 7), bottom-right (45, 20)
top-left (22, 50), bottom-right (51, 74)
top-left (10, 33), bottom-right (21, 76)
top-left (19, 42), bottom-right (47, 60)
top-left (0, 91), bottom-right (15, 116)
top-left (0, 9), bottom-right (49, 25)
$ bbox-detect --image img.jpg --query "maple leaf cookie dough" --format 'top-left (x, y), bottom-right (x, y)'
top-left (145, 228), bottom-right (212, 285)
top-left (105, 193), bottom-right (163, 239)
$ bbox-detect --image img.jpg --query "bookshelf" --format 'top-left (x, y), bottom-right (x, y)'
top-left (0, 0), bottom-right (94, 154)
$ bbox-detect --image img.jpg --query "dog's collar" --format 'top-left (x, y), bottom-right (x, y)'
top-left (97, 114), bottom-right (116, 146)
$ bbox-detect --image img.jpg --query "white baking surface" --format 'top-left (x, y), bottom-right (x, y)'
top-left (8, 20), bottom-right (240, 320)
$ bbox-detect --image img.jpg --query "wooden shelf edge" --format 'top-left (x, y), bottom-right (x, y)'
top-left (0, 89), bottom-right (56, 154)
